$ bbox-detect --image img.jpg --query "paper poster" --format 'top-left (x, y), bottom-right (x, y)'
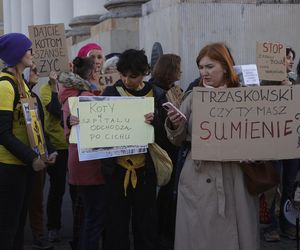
top-left (234, 64), bottom-right (260, 86)
top-left (78, 96), bottom-right (154, 148)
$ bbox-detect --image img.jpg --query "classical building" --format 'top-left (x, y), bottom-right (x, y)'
top-left (2, 0), bottom-right (300, 88)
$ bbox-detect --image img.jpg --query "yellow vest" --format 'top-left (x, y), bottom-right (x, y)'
top-left (39, 84), bottom-right (67, 150)
top-left (116, 86), bottom-right (154, 196)
top-left (0, 72), bottom-right (30, 165)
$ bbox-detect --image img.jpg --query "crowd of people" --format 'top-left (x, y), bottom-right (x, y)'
top-left (0, 31), bottom-right (299, 250)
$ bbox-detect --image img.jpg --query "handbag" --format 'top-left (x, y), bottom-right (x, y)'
top-left (240, 161), bottom-right (279, 196)
top-left (148, 143), bottom-right (173, 186)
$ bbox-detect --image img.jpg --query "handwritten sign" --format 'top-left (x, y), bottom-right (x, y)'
top-left (28, 23), bottom-right (69, 77)
top-left (192, 86), bottom-right (300, 161)
top-left (99, 73), bottom-right (120, 87)
top-left (256, 41), bottom-right (286, 81)
top-left (78, 96), bottom-right (154, 148)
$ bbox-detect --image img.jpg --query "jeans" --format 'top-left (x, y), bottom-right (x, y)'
top-left (0, 163), bottom-right (34, 250)
top-left (78, 185), bottom-right (107, 250)
top-left (46, 149), bottom-right (68, 230)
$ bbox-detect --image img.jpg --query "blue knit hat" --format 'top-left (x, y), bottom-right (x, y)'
top-left (0, 33), bottom-right (32, 67)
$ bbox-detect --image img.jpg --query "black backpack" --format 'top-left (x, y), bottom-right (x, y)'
top-left (0, 76), bottom-right (20, 110)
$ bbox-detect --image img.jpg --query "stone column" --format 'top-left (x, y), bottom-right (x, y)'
top-left (21, 0), bottom-right (33, 35)
top-left (3, 0), bottom-right (11, 33)
top-left (68, 0), bottom-right (104, 43)
top-left (32, 0), bottom-right (50, 25)
top-left (86, 0), bottom-right (150, 55)
top-left (10, 0), bottom-right (21, 32)
top-left (101, 0), bottom-right (150, 21)
top-left (0, 0), bottom-right (4, 34)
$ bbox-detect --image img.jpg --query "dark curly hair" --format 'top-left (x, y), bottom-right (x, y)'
top-left (117, 49), bottom-right (150, 76)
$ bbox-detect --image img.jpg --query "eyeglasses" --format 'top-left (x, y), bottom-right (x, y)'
top-left (28, 48), bottom-right (33, 55)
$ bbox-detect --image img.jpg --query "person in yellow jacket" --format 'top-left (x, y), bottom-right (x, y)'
top-left (40, 71), bottom-right (69, 243)
top-left (0, 33), bottom-right (57, 250)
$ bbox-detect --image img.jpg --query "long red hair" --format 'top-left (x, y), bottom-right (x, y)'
top-left (196, 43), bottom-right (239, 88)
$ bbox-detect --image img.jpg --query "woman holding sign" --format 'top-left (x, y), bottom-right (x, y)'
top-left (102, 49), bottom-right (168, 250)
top-left (0, 33), bottom-right (56, 250)
top-left (165, 43), bottom-right (259, 250)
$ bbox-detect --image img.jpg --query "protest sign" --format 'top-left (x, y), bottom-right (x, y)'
top-left (28, 23), bottom-right (69, 77)
top-left (21, 98), bottom-right (48, 160)
top-left (99, 72), bottom-right (120, 87)
top-left (192, 86), bottom-right (300, 161)
top-left (233, 64), bottom-right (260, 86)
top-left (256, 41), bottom-right (286, 81)
top-left (68, 96), bottom-right (149, 161)
top-left (78, 96), bottom-right (154, 149)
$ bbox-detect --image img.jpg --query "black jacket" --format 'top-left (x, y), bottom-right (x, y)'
top-left (101, 80), bottom-right (171, 174)
top-left (0, 71), bottom-right (54, 166)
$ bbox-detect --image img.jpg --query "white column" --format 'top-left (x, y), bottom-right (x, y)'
top-left (50, 0), bottom-right (73, 29)
top-left (32, 0), bottom-right (50, 25)
top-left (21, 0), bottom-right (33, 35)
top-left (2, 0), bottom-right (10, 33)
top-left (10, 0), bottom-right (21, 32)
top-left (73, 0), bottom-right (102, 17)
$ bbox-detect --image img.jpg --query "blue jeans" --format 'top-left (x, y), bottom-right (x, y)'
top-left (78, 185), bottom-right (107, 250)
top-left (0, 163), bottom-right (34, 250)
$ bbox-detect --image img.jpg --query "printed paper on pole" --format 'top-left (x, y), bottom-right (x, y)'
top-left (192, 86), bottom-right (300, 161)
top-left (256, 41), bottom-right (286, 81)
top-left (28, 23), bottom-right (69, 77)
top-left (20, 98), bottom-right (48, 160)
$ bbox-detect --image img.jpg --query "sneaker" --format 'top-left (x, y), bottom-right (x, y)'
top-left (263, 230), bottom-right (281, 242)
top-left (281, 227), bottom-right (298, 240)
top-left (32, 237), bottom-right (53, 250)
top-left (48, 229), bottom-right (60, 242)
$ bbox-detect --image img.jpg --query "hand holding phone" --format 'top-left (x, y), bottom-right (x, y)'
top-left (162, 102), bottom-right (187, 121)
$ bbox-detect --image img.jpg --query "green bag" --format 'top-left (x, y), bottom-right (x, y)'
top-left (148, 143), bottom-right (173, 186)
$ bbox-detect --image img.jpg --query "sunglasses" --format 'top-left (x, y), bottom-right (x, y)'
top-left (28, 48), bottom-right (33, 54)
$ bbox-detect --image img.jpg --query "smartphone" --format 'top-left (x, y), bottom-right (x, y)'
top-left (162, 102), bottom-right (187, 121)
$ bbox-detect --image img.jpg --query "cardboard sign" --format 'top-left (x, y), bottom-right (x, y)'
top-left (99, 73), bottom-right (120, 87)
top-left (28, 23), bottom-right (69, 77)
top-left (78, 96), bottom-right (154, 148)
top-left (192, 86), bottom-right (300, 161)
top-left (256, 41), bottom-right (286, 81)
top-left (21, 98), bottom-right (48, 160)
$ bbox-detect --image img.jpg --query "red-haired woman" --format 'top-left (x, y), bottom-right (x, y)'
top-left (165, 43), bottom-right (259, 250)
